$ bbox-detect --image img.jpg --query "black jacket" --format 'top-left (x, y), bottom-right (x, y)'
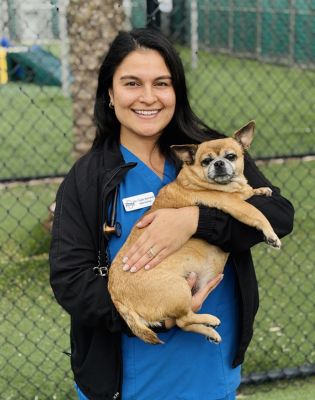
top-left (49, 136), bottom-right (294, 400)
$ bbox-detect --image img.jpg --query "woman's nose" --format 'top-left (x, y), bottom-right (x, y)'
top-left (139, 85), bottom-right (157, 104)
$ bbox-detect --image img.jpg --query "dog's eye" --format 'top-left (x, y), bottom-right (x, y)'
top-left (225, 154), bottom-right (237, 161)
top-left (201, 157), bottom-right (213, 167)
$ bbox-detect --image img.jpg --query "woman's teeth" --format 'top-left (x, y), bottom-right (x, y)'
top-left (133, 110), bottom-right (159, 116)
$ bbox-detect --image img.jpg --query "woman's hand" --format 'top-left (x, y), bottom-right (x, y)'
top-left (187, 272), bottom-right (224, 312)
top-left (162, 272), bottom-right (224, 329)
top-left (121, 206), bottom-right (199, 272)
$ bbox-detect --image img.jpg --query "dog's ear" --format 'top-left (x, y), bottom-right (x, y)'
top-left (170, 144), bottom-right (199, 165)
top-left (233, 120), bottom-right (255, 150)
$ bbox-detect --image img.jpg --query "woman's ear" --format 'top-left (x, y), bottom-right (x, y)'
top-left (108, 89), bottom-right (115, 109)
top-left (108, 89), bottom-right (114, 104)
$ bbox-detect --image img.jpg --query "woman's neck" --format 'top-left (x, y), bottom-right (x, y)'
top-left (120, 134), bottom-right (165, 178)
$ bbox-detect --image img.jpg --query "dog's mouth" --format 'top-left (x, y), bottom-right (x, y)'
top-left (211, 173), bottom-right (234, 184)
top-left (207, 169), bottom-right (235, 184)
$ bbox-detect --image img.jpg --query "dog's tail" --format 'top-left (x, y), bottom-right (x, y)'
top-left (115, 301), bottom-right (163, 345)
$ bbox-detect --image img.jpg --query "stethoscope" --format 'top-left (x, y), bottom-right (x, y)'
top-left (103, 186), bottom-right (122, 239)
top-left (94, 186), bottom-right (122, 276)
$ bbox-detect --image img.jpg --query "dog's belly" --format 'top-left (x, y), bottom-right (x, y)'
top-left (109, 238), bottom-right (229, 323)
top-left (161, 238), bottom-right (229, 290)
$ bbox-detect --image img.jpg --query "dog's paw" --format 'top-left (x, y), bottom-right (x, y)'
top-left (263, 187), bottom-right (273, 196)
top-left (265, 234), bottom-right (281, 249)
top-left (204, 321), bottom-right (220, 329)
top-left (255, 187), bottom-right (273, 196)
top-left (202, 319), bottom-right (221, 343)
top-left (204, 315), bottom-right (221, 328)
top-left (206, 334), bottom-right (221, 344)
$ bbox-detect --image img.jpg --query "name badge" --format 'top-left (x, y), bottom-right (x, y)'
top-left (122, 192), bottom-right (155, 212)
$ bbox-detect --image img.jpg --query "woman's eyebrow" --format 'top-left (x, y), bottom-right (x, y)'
top-left (120, 75), bottom-right (172, 80)
top-left (120, 75), bottom-right (139, 80)
top-left (154, 75), bottom-right (172, 80)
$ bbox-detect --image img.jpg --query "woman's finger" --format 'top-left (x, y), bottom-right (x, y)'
top-left (121, 213), bottom-right (160, 266)
top-left (122, 240), bottom-right (152, 271)
top-left (199, 274), bottom-right (224, 298)
top-left (142, 248), bottom-right (167, 271)
top-left (121, 233), bottom-right (150, 266)
top-left (191, 274), bottom-right (223, 312)
top-left (186, 272), bottom-right (198, 289)
top-left (121, 207), bottom-right (197, 272)
top-left (128, 246), bottom-right (165, 273)
top-left (136, 211), bottom-right (156, 228)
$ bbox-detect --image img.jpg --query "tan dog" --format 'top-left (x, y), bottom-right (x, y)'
top-left (108, 121), bottom-right (281, 344)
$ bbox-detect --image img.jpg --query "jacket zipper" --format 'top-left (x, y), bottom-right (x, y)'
top-left (99, 162), bottom-right (136, 399)
top-left (95, 163), bottom-right (136, 276)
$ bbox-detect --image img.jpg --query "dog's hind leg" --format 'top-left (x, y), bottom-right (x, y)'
top-left (176, 312), bottom-right (221, 343)
top-left (182, 323), bottom-right (221, 343)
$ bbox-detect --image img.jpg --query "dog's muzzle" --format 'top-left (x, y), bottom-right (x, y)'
top-left (207, 159), bottom-right (235, 184)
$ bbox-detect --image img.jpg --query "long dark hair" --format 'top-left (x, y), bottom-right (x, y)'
top-left (93, 28), bottom-right (223, 154)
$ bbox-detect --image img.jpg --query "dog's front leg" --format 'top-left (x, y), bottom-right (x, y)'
top-left (196, 192), bottom-right (281, 248)
top-left (252, 187), bottom-right (273, 197)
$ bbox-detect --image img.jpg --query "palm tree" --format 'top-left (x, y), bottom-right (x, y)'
top-left (67, 0), bottom-right (126, 157)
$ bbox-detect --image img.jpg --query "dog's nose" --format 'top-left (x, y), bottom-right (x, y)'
top-left (214, 160), bottom-right (225, 168)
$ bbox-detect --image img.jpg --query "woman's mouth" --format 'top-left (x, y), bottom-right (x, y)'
top-left (132, 109), bottom-right (161, 118)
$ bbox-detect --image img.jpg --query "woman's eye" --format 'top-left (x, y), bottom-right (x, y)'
top-left (155, 81), bottom-right (170, 87)
top-left (225, 154), bottom-right (237, 161)
top-left (125, 81), bottom-right (139, 87)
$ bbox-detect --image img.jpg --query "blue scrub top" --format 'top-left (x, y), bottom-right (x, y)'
top-left (108, 145), bottom-right (241, 400)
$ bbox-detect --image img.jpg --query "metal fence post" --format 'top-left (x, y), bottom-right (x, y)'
top-left (58, 0), bottom-right (70, 97)
top-left (289, 0), bottom-right (296, 66)
top-left (147, 0), bottom-right (161, 29)
top-left (191, 0), bottom-right (198, 69)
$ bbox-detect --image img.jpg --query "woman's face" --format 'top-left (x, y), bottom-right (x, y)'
top-left (109, 48), bottom-right (176, 143)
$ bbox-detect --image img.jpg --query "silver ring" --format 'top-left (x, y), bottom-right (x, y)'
top-left (147, 247), bottom-right (155, 259)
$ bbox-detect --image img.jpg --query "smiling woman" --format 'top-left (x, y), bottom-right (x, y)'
top-left (49, 28), bottom-right (294, 400)
top-left (108, 48), bottom-right (176, 175)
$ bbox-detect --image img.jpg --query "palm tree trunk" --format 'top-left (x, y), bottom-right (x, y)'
top-left (67, 0), bottom-right (126, 157)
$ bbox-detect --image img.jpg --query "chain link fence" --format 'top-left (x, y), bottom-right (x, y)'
top-left (0, 0), bottom-right (314, 398)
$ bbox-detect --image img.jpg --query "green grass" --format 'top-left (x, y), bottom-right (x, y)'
top-left (0, 83), bottom-right (73, 180)
top-left (180, 48), bottom-right (315, 158)
top-left (238, 376), bottom-right (315, 399)
top-left (0, 160), bottom-right (314, 397)
top-left (1, 49), bottom-right (314, 397)
top-left (243, 160), bottom-right (315, 374)
top-left (0, 183), bottom-right (59, 261)
top-left (0, 258), bottom-right (76, 399)
top-left (1, 50), bottom-right (315, 179)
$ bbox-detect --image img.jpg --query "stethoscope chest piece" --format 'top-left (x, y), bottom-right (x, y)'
top-left (103, 185), bottom-right (122, 239)
top-left (103, 221), bottom-right (122, 238)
